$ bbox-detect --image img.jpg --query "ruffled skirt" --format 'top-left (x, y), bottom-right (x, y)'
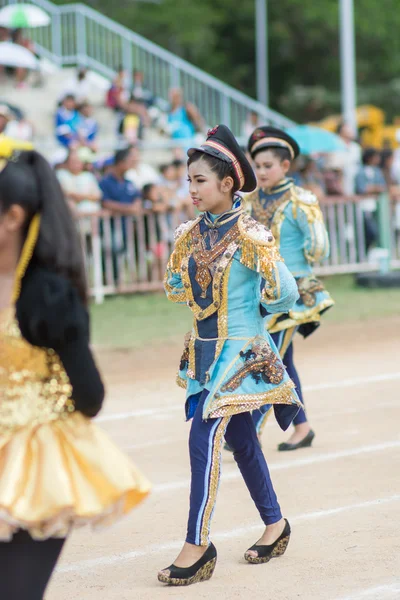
top-left (0, 412), bottom-right (150, 541)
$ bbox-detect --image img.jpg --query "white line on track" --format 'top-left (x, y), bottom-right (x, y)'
top-left (97, 371), bottom-right (400, 424)
top-left (118, 400), bottom-right (399, 452)
top-left (58, 494), bottom-right (400, 573)
top-left (334, 583), bottom-right (400, 600)
top-left (153, 440), bottom-right (400, 494)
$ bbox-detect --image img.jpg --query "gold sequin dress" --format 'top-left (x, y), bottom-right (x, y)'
top-left (0, 307), bottom-right (150, 542)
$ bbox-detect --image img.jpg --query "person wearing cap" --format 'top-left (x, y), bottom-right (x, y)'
top-left (246, 126), bottom-right (334, 452)
top-left (159, 125), bottom-right (302, 586)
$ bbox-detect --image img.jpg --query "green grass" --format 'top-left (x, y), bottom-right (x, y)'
top-left (322, 274), bottom-right (400, 324)
top-left (90, 275), bottom-right (400, 348)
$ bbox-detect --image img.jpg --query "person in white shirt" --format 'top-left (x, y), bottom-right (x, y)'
top-left (125, 146), bottom-right (160, 189)
top-left (57, 149), bottom-right (101, 215)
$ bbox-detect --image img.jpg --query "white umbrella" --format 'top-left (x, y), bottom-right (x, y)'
top-left (0, 42), bottom-right (38, 69)
top-left (0, 4), bottom-right (50, 28)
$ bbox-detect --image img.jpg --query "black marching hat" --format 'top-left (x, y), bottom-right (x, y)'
top-left (248, 126), bottom-right (300, 161)
top-left (188, 124), bottom-right (257, 193)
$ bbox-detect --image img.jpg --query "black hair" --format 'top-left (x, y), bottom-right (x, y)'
top-left (362, 148), bottom-right (379, 166)
top-left (0, 150), bottom-right (87, 303)
top-left (380, 149), bottom-right (393, 170)
top-left (159, 163), bottom-right (173, 174)
top-left (187, 151), bottom-right (240, 193)
top-left (63, 94), bottom-right (76, 102)
top-left (172, 159), bottom-right (184, 168)
top-left (251, 146), bottom-right (292, 163)
top-left (114, 146), bottom-right (132, 165)
top-left (142, 183), bottom-right (155, 199)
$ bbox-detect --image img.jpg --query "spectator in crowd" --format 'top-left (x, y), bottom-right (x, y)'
top-left (142, 183), bottom-right (168, 214)
top-left (77, 101), bottom-right (98, 150)
top-left (355, 148), bottom-right (386, 251)
top-left (99, 146), bottom-right (142, 282)
top-left (131, 69), bottom-right (154, 108)
top-left (166, 87), bottom-right (203, 141)
top-left (100, 146), bottom-right (142, 215)
top-left (173, 158), bottom-right (189, 198)
top-left (380, 150), bottom-right (398, 187)
top-left (242, 110), bottom-right (261, 139)
top-left (57, 149), bottom-right (101, 215)
top-left (55, 94), bottom-right (81, 148)
top-left (323, 153), bottom-right (345, 196)
top-left (118, 96), bottom-right (144, 144)
top-left (61, 66), bottom-right (91, 104)
top-left (297, 156), bottom-right (326, 201)
top-left (380, 149), bottom-right (400, 212)
top-left (159, 162), bottom-right (178, 191)
top-left (125, 145), bottom-right (160, 190)
top-left (331, 121), bottom-right (362, 194)
top-left (106, 67), bottom-right (129, 112)
top-left (142, 183), bottom-right (168, 271)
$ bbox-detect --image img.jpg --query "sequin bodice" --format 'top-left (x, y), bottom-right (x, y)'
top-left (0, 308), bottom-right (74, 434)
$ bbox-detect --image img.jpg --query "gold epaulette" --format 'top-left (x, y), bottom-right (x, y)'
top-left (293, 186), bottom-right (318, 205)
top-left (238, 214), bottom-right (282, 283)
top-left (291, 186), bottom-right (323, 222)
top-left (170, 217), bottom-right (201, 272)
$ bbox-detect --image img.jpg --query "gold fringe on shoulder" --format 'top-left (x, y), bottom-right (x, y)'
top-left (238, 215), bottom-right (282, 287)
top-left (170, 234), bottom-right (192, 273)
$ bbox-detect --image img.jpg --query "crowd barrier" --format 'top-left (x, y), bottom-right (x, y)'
top-left (76, 194), bottom-right (400, 303)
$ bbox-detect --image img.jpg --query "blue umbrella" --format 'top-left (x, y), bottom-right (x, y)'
top-left (286, 125), bottom-right (346, 155)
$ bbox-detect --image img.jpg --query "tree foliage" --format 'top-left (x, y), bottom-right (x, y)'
top-left (53, 0), bottom-right (400, 120)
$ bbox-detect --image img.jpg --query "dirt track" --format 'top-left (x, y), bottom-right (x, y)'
top-left (48, 317), bottom-right (400, 600)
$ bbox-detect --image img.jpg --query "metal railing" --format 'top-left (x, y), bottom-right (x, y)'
top-left (0, 0), bottom-right (296, 135)
top-left (75, 196), bottom-right (400, 304)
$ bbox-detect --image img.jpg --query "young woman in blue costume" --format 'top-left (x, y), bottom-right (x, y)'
top-left (245, 126), bottom-right (334, 452)
top-left (0, 144), bottom-right (150, 600)
top-left (159, 125), bottom-right (303, 586)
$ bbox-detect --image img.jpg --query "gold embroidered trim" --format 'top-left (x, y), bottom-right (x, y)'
top-left (191, 223), bottom-right (240, 298)
top-left (199, 415), bottom-right (230, 546)
top-left (267, 297), bottom-right (335, 334)
top-left (208, 380), bottom-right (301, 418)
top-left (220, 340), bottom-right (284, 392)
top-left (181, 240), bottom-right (239, 321)
top-left (249, 189), bottom-right (291, 235)
top-left (176, 375), bottom-right (187, 389)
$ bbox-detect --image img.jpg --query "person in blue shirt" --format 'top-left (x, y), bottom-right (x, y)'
top-left (159, 125), bottom-right (301, 587)
top-left (55, 95), bottom-right (81, 148)
top-left (167, 88), bottom-right (203, 142)
top-left (244, 126), bottom-right (334, 452)
top-left (355, 148), bottom-right (387, 251)
top-left (100, 146), bottom-right (142, 214)
top-left (99, 146), bottom-right (142, 282)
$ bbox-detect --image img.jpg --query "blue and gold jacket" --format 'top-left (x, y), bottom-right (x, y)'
top-left (246, 178), bottom-right (334, 337)
top-left (164, 200), bottom-right (302, 430)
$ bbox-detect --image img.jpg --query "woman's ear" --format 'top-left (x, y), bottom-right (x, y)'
top-left (2, 204), bottom-right (27, 233)
top-left (282, 159), bottom-right (291, 175)
top-left (221, 176), bottom-right (235, 193)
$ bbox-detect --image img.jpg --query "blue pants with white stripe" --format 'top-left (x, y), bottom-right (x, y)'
top-left (186, 393), bottom-right (282, 546)
top-left (252, 328), bottom-right (307, 435)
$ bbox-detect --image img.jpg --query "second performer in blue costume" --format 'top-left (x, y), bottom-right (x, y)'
top-left (245, 126), bottom-right (334, 452)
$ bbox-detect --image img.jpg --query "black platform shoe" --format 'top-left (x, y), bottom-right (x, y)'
top-left (278, 430), bottom-right (315, 452)
top-left (158, 542), bottom-right (217, 586)
top-left (245, 519), bottom-right (291, 564)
